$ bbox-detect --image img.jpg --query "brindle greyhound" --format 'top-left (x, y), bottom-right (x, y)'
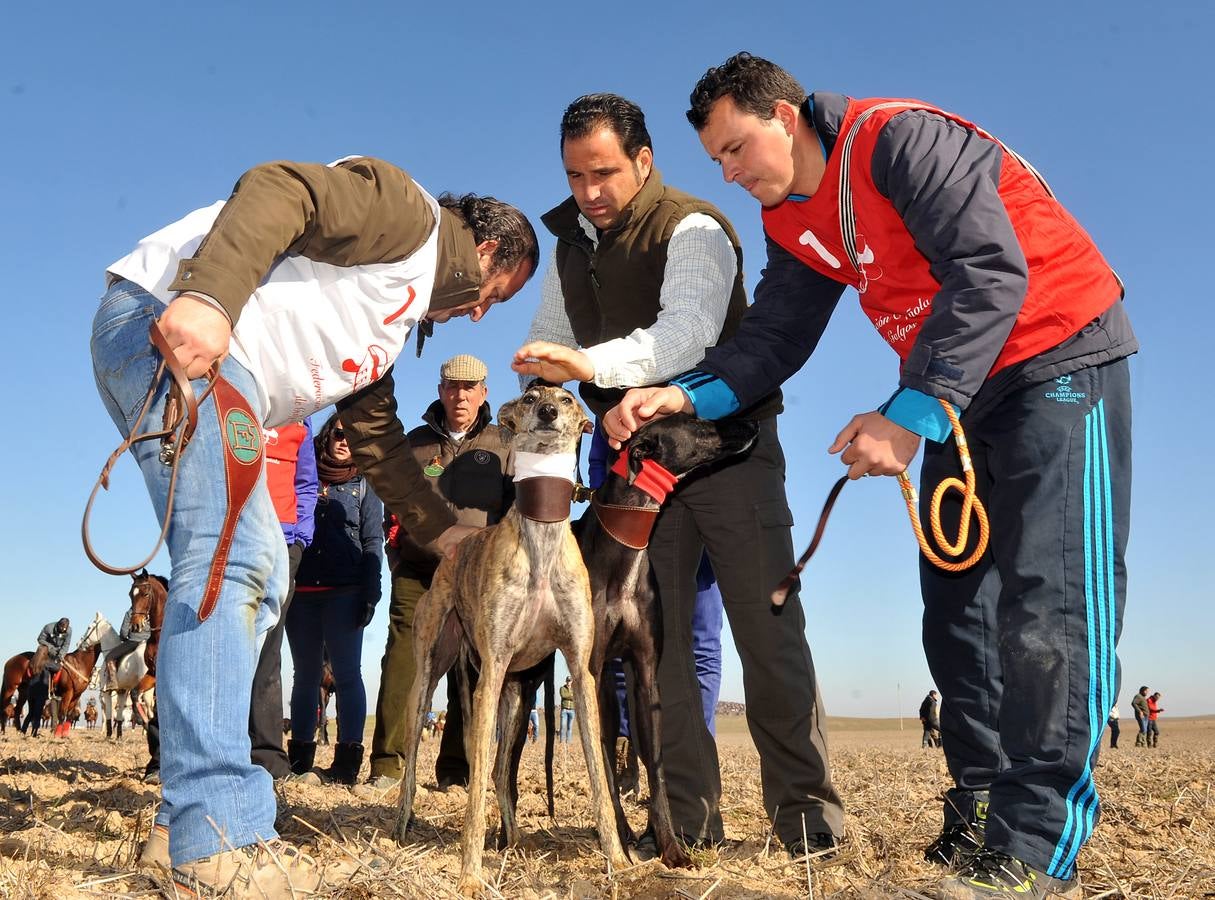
top-left (395, 385), bottom-right (627, 897)
top-left (492, 413), bottom-right (759, 868)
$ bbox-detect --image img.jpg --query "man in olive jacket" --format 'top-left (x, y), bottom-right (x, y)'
top-left (92, 158), bottom-right (537, 896)
top-left (362, 354), bottom-right (514, 792)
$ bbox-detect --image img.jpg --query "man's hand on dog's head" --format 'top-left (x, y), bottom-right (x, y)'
top-left (603, 386), bottom-right (693, 449)
top-left (511, 341), bottom-right (595, 384)
top-left (431, 524), bottom-right (480, 559)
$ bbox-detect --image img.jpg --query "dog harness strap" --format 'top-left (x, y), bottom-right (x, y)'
top-left (514, 476), bottom-right (574, 523)
top-left (590, 497), bottom-right (660, 550)
top-left (609, 454), bottom-right (679, 503)
top-left (198, 375), bottom-right (264, 622)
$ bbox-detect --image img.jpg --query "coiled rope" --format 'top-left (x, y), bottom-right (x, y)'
top-left (896, 399), bottom-right (989, 572)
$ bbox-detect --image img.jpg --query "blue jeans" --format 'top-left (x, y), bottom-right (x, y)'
top-left (528, 709), bottom-right (539, 743)
top-left (560, 709), bottom-right (575, 743)
top-left (285, 587), bottom-right (367, 743)
top-left (92, 281), bottom-right (288, 866)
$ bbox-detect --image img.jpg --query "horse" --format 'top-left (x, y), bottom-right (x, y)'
top-left (100, 638), bottom-right (151, 740)
top-left (128, 570), bottom-right (167, 676)
top-left (100, 572), bottom-right (165, 739)
top-left (49, 612), bottom-right (120, 738)
top-left (84, 702), bottom-right (99, 729)
top-left (1, 652), bottom-right (34, 734)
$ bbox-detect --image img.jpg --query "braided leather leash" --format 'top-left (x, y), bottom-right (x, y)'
top-left (82, 322), bottom-right (217, 576)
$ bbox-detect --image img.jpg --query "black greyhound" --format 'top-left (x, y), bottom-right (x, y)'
top-left (491, 413), bottom-right (758, 867)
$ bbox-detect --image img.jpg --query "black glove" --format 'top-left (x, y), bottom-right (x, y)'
top-left (359, 595), bottom-right (378, 628)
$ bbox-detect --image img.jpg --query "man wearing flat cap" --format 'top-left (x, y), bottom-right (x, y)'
top-left (360, 354), bottom-right (514, 793)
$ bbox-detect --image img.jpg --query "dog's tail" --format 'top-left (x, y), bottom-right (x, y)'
top-left (543, 653), bottom-right (556, 818)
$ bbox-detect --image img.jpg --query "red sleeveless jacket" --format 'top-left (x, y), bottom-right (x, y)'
top-left (762, 97), bottom-right (1122, 376)
top-left (264, 422), bottom-right (309, 524)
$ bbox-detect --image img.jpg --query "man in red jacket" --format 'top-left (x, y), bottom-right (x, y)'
top-left (603, 53), bottom-right (1135, 899)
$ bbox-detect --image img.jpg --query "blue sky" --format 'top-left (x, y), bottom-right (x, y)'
top-left (1, 2), bottom-right (1210, 718)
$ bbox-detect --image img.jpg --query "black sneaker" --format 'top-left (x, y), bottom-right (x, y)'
top-left (786, 831), bottom-right (837, 860)
top-left (924, 822), bottom-right (983, 867)
top-left (938, 848), bottom-right (1079, 898)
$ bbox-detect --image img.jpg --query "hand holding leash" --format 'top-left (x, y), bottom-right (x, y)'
top-left (773, 400), bottom-right (989, 605)
top-left (828, 410), bottom-right (921, 479)
top-left (157, 293), bottom-right (232, 378)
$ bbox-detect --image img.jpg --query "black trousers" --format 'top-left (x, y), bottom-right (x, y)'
top-left (249, 542), bottom-right (304, 778)
top-left (22, 676), bottom-right (49, 736)
top-left (922, 359), bottom-right (1131, 880)
top-left (648, 417), bottom-right (843, 845)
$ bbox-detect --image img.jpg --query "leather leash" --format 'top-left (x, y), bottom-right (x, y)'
top-left (82, 322), bottom-right (217, 577)
top-left (770, 476), bottom-right (849, 607)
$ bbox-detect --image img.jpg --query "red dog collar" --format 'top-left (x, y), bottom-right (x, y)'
top-left (610, 452), bottom-right (678, 503)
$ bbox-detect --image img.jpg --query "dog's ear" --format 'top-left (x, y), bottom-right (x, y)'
top-left (626, 443), bottom-right (646, 485)
top-left (497, 399), bottom-right (519, 434)
top-left (581, 416), bottom-right (594, 435)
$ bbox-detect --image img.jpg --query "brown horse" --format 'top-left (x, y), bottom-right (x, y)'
top-left (128, 570), bottom-right (168, 676)
top-left (49, 613), bottom-right (117, 738)
top-left (1, 652), bottom-right (34, 733)
top-left (84, 702), bottom-right (99, 729)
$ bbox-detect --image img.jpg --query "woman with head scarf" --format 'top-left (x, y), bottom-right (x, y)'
top-left (285, 414), bottom-right (383, 784)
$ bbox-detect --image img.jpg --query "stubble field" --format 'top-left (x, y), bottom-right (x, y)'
top-left (1, 716), bottom-right (1211, 898)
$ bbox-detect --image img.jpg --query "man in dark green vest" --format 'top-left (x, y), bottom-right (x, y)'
top-left (512, 93), bottom-right (843, 855)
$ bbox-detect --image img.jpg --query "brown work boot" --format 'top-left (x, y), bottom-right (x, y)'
top-left (105, 660), bottom-right (117, 687)
top-left (171, 838), bottom-right (340, 898)
top-left (137, 823), bottom-right (169, 871)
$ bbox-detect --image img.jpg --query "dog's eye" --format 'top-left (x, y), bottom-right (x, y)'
top-left (560, 396), bottom-right (573, 405)
top-left (523, 394), bottom-right (536, 404)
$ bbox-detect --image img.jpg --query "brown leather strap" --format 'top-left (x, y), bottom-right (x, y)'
top-left (590, 497), bottom-right (660, 551)
top-left (514, 477), bottom-right (574, 523)
top-left (770, 476), bottom-right (848, 607)
top-left (82, 321), bottom-right (217, 576)
top-left (198, 375), bottom-right (264, 621)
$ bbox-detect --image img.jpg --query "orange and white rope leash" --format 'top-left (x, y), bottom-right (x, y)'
top-left (897, 399), bottom-right (989, 572)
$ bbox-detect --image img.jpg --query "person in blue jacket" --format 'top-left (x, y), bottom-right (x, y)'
top-left (286, 414), bottom-right (383, 785)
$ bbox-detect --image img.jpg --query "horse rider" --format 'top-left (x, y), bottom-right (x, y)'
top-left (21, 618), bottom-right (71, 736)
top-left (38, 618), bottom-right (72, 680)
top-left (104, 608), bottom-right (153, 688)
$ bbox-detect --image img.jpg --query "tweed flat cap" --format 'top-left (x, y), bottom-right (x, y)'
top-left (440, 354), bottom-right (488, 382)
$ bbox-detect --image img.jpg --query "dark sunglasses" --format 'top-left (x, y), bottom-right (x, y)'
top-left (332, 428), bottom-right (346, 440)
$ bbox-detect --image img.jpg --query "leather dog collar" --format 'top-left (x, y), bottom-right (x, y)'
top-left (591, 496), bottom-right (660, 550)
top-left (515, 476), bottom-right (574, 523)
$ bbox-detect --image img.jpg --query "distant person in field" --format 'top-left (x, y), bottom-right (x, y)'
top-left (920, 690), bottom-right (942, 748)
top-left (1106, 705), bottom-right (1120, 749)
top-left (1132, 686), bottom-right (1150, 747)
top-left (559, 676), bottom-right (576, 743)
top-left (1145, 693), bottom-right (1164, 747)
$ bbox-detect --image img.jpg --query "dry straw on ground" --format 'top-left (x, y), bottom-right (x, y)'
top-left (0, 718), bottom-right (1211, 898)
